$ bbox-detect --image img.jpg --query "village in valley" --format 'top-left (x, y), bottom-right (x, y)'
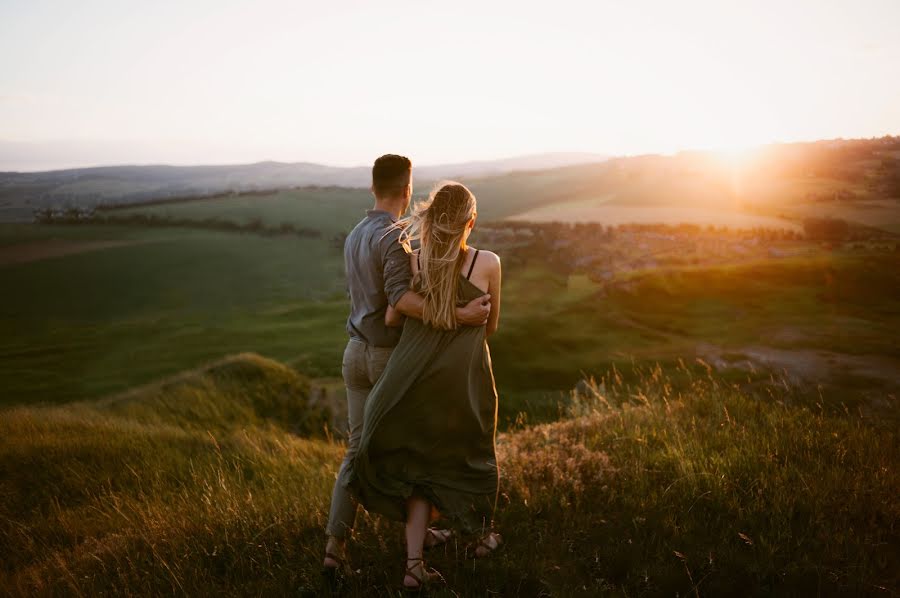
top-left (474, 218), bottom-right (899, 290)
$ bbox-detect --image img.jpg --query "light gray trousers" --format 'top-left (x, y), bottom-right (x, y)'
top-left (325, 338), bottom-right (393, 539)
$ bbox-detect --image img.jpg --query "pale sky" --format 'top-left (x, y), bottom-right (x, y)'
top-left (1, 0), bottom-right (899, 171)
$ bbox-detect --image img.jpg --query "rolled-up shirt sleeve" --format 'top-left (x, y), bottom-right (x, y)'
top-left (382, 229), bottom-right (413, 307)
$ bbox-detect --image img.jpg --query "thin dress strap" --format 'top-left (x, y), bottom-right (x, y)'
top-left (466, 249), bottom-right (480, 280)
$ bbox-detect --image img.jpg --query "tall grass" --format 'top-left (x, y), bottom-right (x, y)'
top-left (1, 356), bottom-right (896, 596)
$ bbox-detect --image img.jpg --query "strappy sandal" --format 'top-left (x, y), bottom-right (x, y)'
top-left (423, 527), bottom-right (453, 550)
top-left (403, 557), bottom-right (444, 592)
top-left (467, 531), bottom-right (503, 559)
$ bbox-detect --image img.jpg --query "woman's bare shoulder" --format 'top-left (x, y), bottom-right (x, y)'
top-left (471, 247), bottom-right (500, 270)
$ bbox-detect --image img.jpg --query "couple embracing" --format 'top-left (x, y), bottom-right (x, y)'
top-left (322, 154), bottom-right (503, 590)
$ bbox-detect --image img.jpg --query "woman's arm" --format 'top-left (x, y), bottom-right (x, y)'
top-left (484, 252), bottom-right (502, 337)
top-left (385, 304), bottom-right (404, 327)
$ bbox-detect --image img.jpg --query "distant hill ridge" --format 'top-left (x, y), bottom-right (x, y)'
top-left (0, 152), bottom-right (609, 220)
top-left (3, 136), bottom-right (899, 227)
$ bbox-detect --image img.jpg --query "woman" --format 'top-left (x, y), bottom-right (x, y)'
top-left (341, 181), bottom-right (502, 590)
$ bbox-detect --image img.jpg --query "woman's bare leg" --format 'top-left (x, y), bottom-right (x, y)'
top-left (404, 495), bottom-right (432, 587)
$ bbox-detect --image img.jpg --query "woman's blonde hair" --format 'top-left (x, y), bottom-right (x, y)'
top-left (394, 181), bottom-right (477, 330)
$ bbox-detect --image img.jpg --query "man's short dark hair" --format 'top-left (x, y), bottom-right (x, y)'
top-left (372, 154), bottom-right (412, 198)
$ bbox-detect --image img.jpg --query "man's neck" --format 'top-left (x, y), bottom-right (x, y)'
top-left (373, 199), bottom-right (402, 220)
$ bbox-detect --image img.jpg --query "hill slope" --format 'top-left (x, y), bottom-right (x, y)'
top-left (1, 357), bottom-right (895, 596)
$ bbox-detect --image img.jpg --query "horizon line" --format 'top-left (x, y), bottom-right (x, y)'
top-left (2, 133), bottom-right (899, 174)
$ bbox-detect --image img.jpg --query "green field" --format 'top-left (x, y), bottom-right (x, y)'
top-left (0, 224), bottom-right (347, 405)
top-left (109, 187), bottom-right (373, 236)
top-left (2, 221), bottom-right (898, 425)
top-left (101, 175), bottom-right (588, 229)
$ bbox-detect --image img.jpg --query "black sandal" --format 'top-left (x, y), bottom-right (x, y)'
top-left (403, 557), bottom-right (444, 592)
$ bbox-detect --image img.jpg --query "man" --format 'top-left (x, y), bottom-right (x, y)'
top-left (323, 154), bottom-right (491, 572)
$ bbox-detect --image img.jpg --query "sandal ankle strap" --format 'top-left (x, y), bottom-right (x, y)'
top-left (404, 558), bottom-right (426, 585)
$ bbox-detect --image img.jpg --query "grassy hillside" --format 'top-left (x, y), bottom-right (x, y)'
top-left (491, 251), bottom-right (900, 421)
top-left (1, 356), bottom-right (895, 596)
top-left (3, 136), bottom-right (898, 596)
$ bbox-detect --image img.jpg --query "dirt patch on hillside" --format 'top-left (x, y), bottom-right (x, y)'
top-left (696, 343), bottom-right (900, 389)
top-left (0, 239), bottom-right (151, 267)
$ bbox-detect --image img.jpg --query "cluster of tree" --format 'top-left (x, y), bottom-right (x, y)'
top-left (478, 220), bottom-right (803, 242)
top-left (802, 217), bottom-right (850, 242)
top-left (34, 208), bottom-right (322, 239)
top-left (32, 206), bottom-right (95, 222)
top-left (93, 188), bottom-right (288, 212)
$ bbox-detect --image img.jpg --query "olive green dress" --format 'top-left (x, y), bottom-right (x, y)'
top-left (342, 266), bottom-right (499, 534)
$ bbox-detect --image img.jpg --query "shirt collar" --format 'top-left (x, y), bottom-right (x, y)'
top-left (366, 209), bottom-right (397, 222)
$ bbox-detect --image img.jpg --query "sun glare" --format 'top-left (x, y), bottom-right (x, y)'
top-left (715, 146), bottom-right (759, 168)
top-left (711, 146), bottom-right (762, 198)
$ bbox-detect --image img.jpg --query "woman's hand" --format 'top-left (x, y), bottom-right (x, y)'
top-left (385, 305), bottom-right (404, 327)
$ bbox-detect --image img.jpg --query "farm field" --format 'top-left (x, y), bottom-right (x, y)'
top-left (109, 187), bottom-right (373, 236)
top-left (508, 201), bottom-right (802, 229)
top-left (0, 224), bottom-right (347, 405)
top-left (773, 198), bottom-right (900, 234)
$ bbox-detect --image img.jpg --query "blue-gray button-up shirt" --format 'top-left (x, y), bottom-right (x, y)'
top-left (344, 210), bottom-right (413, 347)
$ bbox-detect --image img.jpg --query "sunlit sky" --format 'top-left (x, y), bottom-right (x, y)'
top-left (1, 0), bottom-right (899, 171)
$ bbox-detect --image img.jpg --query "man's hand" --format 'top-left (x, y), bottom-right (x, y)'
top-left (456, 294), bottom-right (491, 327)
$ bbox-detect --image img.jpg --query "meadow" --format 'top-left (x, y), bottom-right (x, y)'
top-left (1, 354), bottom-right (896, 596)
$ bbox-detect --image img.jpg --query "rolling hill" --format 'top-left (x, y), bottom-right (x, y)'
top-left (5, 136), bottom-right (900, 235)
top-left (0, 152), bottom-right (609, 222)
top-left (79, 136), bottom-right (900, 234)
